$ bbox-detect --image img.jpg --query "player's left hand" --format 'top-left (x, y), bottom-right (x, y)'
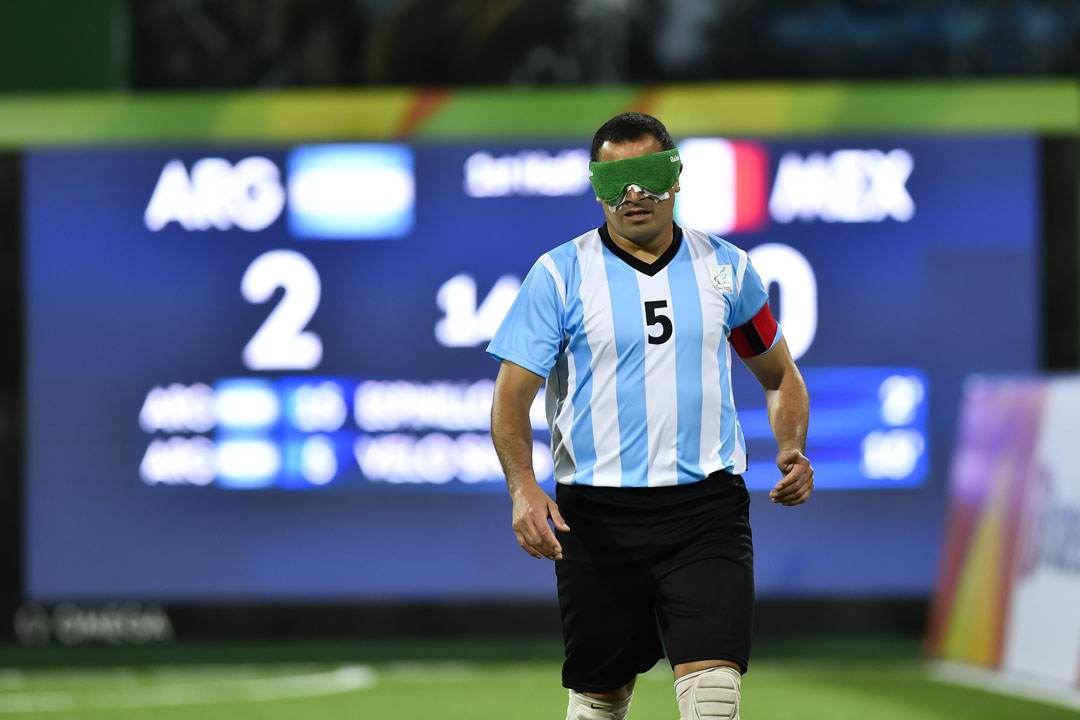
top-left (770, 449), bottom-right (814, 506)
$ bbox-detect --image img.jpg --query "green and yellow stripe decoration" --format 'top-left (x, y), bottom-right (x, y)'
top-left (0, 80), bottom-right (1076, 147)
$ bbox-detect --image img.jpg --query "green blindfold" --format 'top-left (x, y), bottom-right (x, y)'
top-left (588, 148), bottom-right (682, 205)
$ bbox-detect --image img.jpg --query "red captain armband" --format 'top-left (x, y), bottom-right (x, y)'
top-left (730, 303), bottom-right (779, 358)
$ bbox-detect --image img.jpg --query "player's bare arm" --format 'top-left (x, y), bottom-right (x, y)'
top-left (491, 359), bottom-right (570, 560)
top-left (742, 335), bottom-right (814, 506)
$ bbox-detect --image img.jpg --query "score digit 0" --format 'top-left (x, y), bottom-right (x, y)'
top-left (747, 243), bottom-right (817, 361)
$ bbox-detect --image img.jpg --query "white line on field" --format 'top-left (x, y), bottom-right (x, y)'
top-left (0, 665), bottom-right (377, 713)
top-left (0, 664), bottom-right (284, 691)
top-left (381, 662), bottom-right (475, 681)
top-left (931, 661), bottom-right (1080, 712)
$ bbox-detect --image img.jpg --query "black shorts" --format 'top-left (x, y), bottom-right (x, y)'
top-left (554, 471), bottom-right (754, 693)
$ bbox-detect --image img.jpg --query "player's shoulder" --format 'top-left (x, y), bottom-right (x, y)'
top-left (680, 225), bottom-right (749, 265)
top-left (535, 228), bottom-right (599, 273)
top-left (545, 235), bottom-right (584, 264)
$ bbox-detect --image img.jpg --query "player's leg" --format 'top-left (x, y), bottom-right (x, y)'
top-left (654, 474), bottom-right (754, 720)
top-left (557, 563), bottom-right (654, 720)
top-left (556, 556), bottom-right (660, 719)
top-left (658, 553), bottom-right (752, 719)
top-left (554, 485), bottom-right (663, 719)
top-left (565, 679), bottom-right (635, 720)
top-left (673, 665), bottom-right (742, 720)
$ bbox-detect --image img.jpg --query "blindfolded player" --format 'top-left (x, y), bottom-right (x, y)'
top-left (489, 112), bottom-right (813, 720)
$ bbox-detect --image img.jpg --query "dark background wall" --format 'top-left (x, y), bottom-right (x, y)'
top-left (1, 1), bottom-right (1077, 93)
top-left (0, 1), bottom-right (125, 92)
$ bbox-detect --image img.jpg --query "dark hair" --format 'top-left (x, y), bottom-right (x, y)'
top-left (590, 112), bottom-right (675, 162)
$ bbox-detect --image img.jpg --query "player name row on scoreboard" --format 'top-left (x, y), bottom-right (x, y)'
top-left (139, 431), bottom-right (553, 488)
top-left (139, 426), bottom-right (923, 489)
top-left (138, 378), bottom-right (547, 435)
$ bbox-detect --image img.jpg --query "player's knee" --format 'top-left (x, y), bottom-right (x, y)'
top-left (566, 689), bottom-right (633, 720)
top-left (675, 666), bottom-right (741, 720)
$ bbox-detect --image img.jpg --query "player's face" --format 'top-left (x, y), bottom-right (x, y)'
top-left (595, 135), bottom-right (680, 248)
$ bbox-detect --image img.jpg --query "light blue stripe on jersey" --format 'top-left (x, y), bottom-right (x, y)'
top-left (602, 252), bottom-right (649, 487)
top-left (564, 269), bottom-right (597, 486)
top-left (667, 246), bottom-right (705, 484)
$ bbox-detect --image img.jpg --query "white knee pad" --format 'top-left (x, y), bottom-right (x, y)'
top-left (566, 689), bottom-right (632, 720)
top-left (675, 666), bottom-right (741, 720)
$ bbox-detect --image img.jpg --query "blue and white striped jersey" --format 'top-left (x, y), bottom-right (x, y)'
top-left (487, 225), bottom-right (780, 488)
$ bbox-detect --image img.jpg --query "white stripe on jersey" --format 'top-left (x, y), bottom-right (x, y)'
top-left (635, 266), bottom-right (679, 487)
top-left (734, 247), bottom-right (748, 294)
top-left (684, 228), bottom-right (731, 476)
top-left (538, 253), bottom-right (567, 306)
top-left (575, 231), bottom-right (623, 487)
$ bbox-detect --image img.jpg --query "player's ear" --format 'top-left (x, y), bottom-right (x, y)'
top-left (674, 164), bottom-right (682, 193)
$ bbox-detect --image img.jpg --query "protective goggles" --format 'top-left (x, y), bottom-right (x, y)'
top-left (588, 148), bottom-right (681, 208)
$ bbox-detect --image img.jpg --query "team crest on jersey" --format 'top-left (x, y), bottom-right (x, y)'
top-left (710, 264), bottom-right (734, 293)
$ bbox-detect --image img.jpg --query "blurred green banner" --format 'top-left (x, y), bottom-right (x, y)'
top-left (0, 80), bottom-right (1076, 146)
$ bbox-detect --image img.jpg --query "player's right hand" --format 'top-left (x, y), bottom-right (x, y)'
top-left (510, 484), bottom-right (570, 561)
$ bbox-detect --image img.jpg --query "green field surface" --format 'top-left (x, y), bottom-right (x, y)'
top-left (0, 640), bottom-right (1075, 719)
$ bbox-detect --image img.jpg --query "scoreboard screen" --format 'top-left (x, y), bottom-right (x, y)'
top-left (24, 136), bottom-right (1038, 600)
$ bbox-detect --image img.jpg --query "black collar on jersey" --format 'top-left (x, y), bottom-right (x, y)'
top-left (598, 223), bottom-right (683, 277)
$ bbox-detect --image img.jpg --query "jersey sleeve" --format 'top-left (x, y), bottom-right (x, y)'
top-left (729, 254), bottom-right (782, 358)
top-left (486, 258), bottom-right (565, 378)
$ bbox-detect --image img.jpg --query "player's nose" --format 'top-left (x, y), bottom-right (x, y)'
top-left (625, 184), bottom-right (646, 201)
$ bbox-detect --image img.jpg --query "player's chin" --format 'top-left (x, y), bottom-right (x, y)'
top-left (617, 217), bottom-right (660, 239)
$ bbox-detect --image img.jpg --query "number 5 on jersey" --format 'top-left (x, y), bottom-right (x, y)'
top-left (644, 300), bottom-right (672, 345)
